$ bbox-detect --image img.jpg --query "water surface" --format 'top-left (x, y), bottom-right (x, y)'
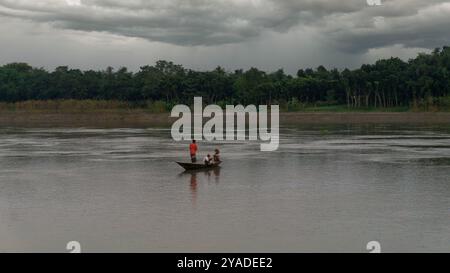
top-left (0, 125), bottom-right (449, 252)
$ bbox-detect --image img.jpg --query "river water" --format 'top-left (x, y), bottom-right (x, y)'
top-left (0, 125), bottom-right (448, 252)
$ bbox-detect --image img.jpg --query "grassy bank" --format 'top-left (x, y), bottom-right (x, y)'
top-left (292, 105), bottom-right (411, 112)
top-left (0, 100), bottom-right (448, 113)
top-left (0, 100), bottom-right (169, 113)
top-left (0, 102), bottom-right (449, 128)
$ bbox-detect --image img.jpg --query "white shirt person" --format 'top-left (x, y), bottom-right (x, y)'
top-left (203, 154), bottom-right (213, 165)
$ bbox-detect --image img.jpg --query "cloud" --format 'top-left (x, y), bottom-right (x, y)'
top-left (325, 1), bottom-right (450, 52)
top-left (0, 0), bottom-right (449, 52)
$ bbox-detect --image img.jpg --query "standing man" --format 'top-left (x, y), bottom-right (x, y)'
top-left (190, 140), bottom-right (198, 163)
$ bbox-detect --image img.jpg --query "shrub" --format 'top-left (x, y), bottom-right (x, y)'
top-left (146, 100), bottom-right (168, 113)
top-left (286, 98), bottom-right (304, 112)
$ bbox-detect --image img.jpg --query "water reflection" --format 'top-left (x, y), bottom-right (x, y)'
top-left (179, 168), bottom-right (222, 205)
top-left (190, 172), bottom-right (198, 205)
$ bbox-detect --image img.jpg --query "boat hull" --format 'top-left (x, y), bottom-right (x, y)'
top-left (176, 162), bottom-right (221, 171)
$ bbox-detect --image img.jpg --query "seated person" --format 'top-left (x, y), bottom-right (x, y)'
top-left (203, 154), bottom-right (213, 165)
top-left (213, 149), bottom-right (221, 163)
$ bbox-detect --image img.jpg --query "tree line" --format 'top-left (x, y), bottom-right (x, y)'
top-left (1, 46), bottom-right (450, 110)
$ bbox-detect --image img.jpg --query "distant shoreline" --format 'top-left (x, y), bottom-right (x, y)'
top-left (0, 110), bottom-right (449, 128)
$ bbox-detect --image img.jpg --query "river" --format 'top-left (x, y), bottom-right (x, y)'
top-left (0, 124), bottom-right (449, 252)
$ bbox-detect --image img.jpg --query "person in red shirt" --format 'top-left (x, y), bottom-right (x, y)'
top-left (189, 140), bottom-right (198, 163)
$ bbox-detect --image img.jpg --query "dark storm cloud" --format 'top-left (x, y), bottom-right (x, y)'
top-left (325, 0), bottom-right (450, 52)
top-left (0, 0), bottom-right (449, 51)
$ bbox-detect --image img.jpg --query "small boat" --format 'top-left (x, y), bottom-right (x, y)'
top-left (176, 162), bottom-right (221, 171)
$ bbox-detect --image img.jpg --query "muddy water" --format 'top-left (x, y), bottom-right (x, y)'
top-left (0, 125), bottom-right (448, 252)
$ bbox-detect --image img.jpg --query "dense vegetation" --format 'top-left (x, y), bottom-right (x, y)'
top-left (1, 47), bottom-right (450, 112)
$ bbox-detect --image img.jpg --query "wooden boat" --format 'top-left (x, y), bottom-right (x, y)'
top-left (176, 162), bottom-right (221, 171)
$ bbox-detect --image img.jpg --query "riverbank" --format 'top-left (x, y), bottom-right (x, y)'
top-left (0, 110), bottom-right (449, 127)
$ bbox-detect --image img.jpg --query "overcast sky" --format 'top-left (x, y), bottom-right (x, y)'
top-left (0, 0), bottom-right (449, 74)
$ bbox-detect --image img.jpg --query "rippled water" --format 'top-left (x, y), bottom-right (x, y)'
top-left (0, 125), bottom-right (449, 252)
